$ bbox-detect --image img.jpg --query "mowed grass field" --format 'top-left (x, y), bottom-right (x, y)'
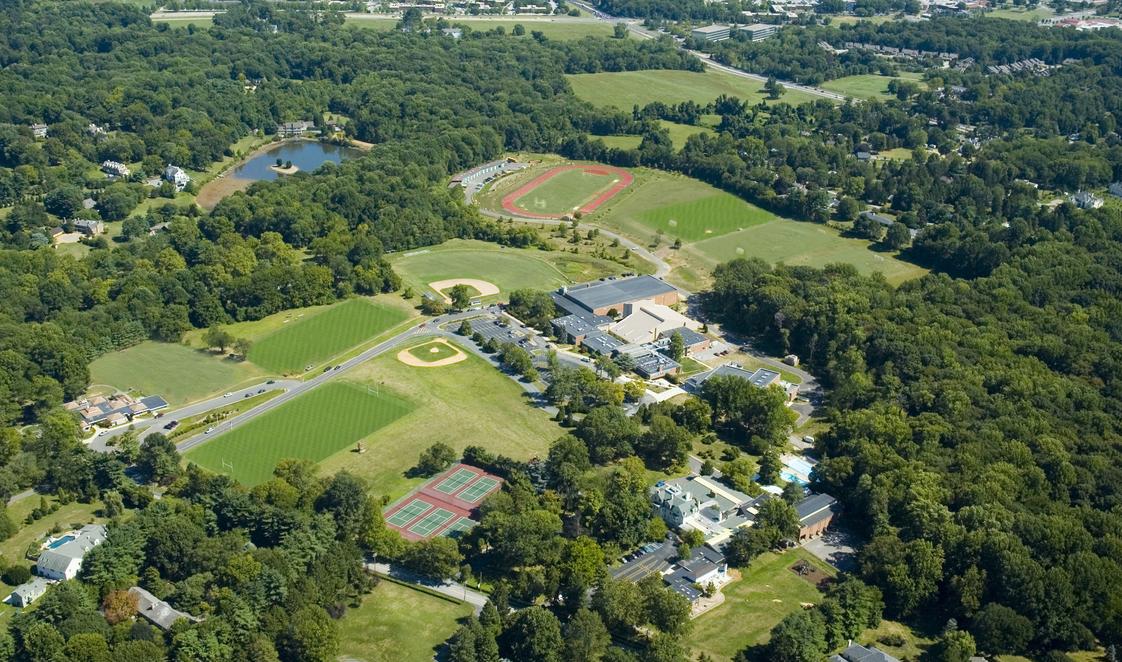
top-left (317, 345), bottom-right (562, 499)
top-left (185, 382), bottom-right (414, 486)
top-left (593, 168), bottom-right (778, 241)
top-left (89, 341), bottom-right (268, 406)
top-left (345, 15), bottom-right (612, 39)
top-left (567, 68), bottom-right (818, 110)
top-left (820, 71), bottom-right (924, 99)
top-left (595, 120), bottom-right (714, 151)
top-left (338, 580), bottom-right (472, 662)
top-left (247, 298), bottom-right (410, 374)
top-left (407, 341), bottom-right (458, 362)
top-left (687, 549), bottom-right (835, 660)
top-left (511, 167), bottom-right (624, 216)
top-left (390, 239), bottom-right (633, 299)
top-left (685, 218), bottom-right (928, 286)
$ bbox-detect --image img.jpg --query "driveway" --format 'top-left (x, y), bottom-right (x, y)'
top-left (803, 528), bottom-right (858, 573)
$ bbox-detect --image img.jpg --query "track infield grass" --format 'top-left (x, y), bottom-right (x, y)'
top-left (338, 580), bottom-right (473, 662)
top-left (687, 549), bottom-right (835, 660)
top-left (316, 347), bottom-right (562, 500)
top-left (390, 239), bottom-right (633, 297)
top-left (567, 68), bottom-right (819, 110)
top-left (246, 298), bottom-right (410, 374)
top-left (407, 341), bottom-right (460, 363)
top-left (89, 341), bottom-right (269, 406)
top-left (184, 382), bottom-right (415, 486)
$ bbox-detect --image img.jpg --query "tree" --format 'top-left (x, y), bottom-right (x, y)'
top-left (758, 445), bottom-right (782, 485)
top-left (458, 320), bottom-right (473, 336)
top-left (764, 77), bottom-right (786, 100)
top-left (512, 23), bottom-right (526, 36)
top-left (837, 197), bottom-right (861, 221)
top-left (972, 603), bottom-right (1033, 654)
top-left (136, 433), bottom-right (181, 485)
top-left (414, 442), bottom-right (457, 477)
top-left (2, 565), bottom-right (29, 585)
top-left (233, 337), bottom-right (252, 359)
top-left (667, 331), bottom-right (685, 361)
top-left (592, 577), bottom-right (645, 634)
top-left (203, 325), bottom-right (234, 352)
top-left (506, 290), bottom-right (556, 330)
top-left (101, 589), bottom-right (138, 625)
top-left (503, 607), bottom-right (563, 662)
top-left (576, 406), bottom-right (639, 463)
top-left (565, 608), bottom-right (610, 660)
top-left (280, 605), bottom-right (339, 662)
top-left (613, 23), bottom-right (628, 38)
top-left (639, 575), bottom-right (691, 635)
top-left (764, 609), bottom-right (827, 662)
top-left (883, 221), bottom-right (911, 250)
top-left (636, 415), bottom-right (690, 469)
top-left (449, 284), bottom-right (473, 310)
top-left (402, 536), bottom-right (462, 580)
top-left (44, 186), bottom-right (84, 218)
top-left (930, 624), bottom-right (976, 662)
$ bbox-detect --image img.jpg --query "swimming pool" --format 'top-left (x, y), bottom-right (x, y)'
top-left (781, 470), bottom-right (809, 486)
top-left (46, 535), bottom-right (74, 549)
top-left (784, 456), bottom-right (815, 478)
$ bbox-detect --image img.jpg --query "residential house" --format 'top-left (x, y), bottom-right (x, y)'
top-left (82, 198), bottom-right (96, 210)
top-left (129, 586), bottom-right (199, 631)
top-left (9, 578), bottom-right (51, 608)
top-left (101, 160), bottom-right (130, 177)
top-left (1072, 191), bottom-right (1104, 209)
top-left (48, 227), bottom-right (65, 242)
top-left (36, 524), bottom-right (107, 580)
top-left (164, 165), bottom-right (190, 191)
top-left (30, 123), bottom-right (48, 138)
top-left (795, 493), bottom-right (839, 540)
top-left (275, 120), bottom-right (315, 137)
top-left (73, 219), bottom-right (104, 236)
top-left (830, 642), bottom-right (901, 662)
top-left (87, 123), bottom-right (107, 136)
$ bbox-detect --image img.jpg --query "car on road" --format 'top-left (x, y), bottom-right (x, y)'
top-left (266, 380), bottom-right (275, 385)
top-left (223, 392), bottom-right (233, 398)
top-left (97, 430), bottom-right (109, 437)
top-left (333, 365), bottom-right (341, 371)
top-left (205, 427), bottom-right (214, 434)
top-left (163, 420), bottom-right (179, 431)
top-left (257, 389), bottom-right (265, 394)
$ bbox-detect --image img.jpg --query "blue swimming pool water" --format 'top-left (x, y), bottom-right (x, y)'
top-left (47, 535), bottom-right (74, 549)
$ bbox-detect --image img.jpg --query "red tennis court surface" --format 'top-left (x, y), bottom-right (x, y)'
top-left (501, 164), bottom-right (634, 219)
top-left (383, 463), bottom-right (504, 541)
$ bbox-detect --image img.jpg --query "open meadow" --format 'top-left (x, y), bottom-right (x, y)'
top-left (338, 580), bottom-right (472, 662)
top-left (567, 68), bottom-right (818, 110)
top-left (820, 71), bottom-right (924, 100)
top-left (315, 343), bottom-right (562, 500)
top-left (89, 341), bottom-right (268, 405)
top-left (184, 381), bottom-right (415, 487)
top-left (687, 549), bottom-right (835, 660)
top-left (245, 298), bottom-right (411, 374)
top-left (595, 119), bottom-right (715, 151)
top-left (389, 239), bottom-right (633, 299)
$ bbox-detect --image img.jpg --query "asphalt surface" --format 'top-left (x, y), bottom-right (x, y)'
top-left (610, 537), bottom-right (677, 581)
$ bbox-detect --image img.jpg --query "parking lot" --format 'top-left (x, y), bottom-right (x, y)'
top-left (610, 536), bottom-right (677, 582)
top-left (469, 317), bottom-right (546, 352)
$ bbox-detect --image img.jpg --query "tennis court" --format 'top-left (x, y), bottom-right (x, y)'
top-left (443, 517), bottom-right (475, 539)
top-left (458, 477), bottom-right (500, 503)
top-left (386, 499), bottom-right (432, 527)
top-left (409, 508), bottom-right (456, 537)
top-left (434, 468), bottom-right (478, 495)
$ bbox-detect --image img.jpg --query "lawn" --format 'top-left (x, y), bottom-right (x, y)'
top-left (820, 72), bottom-right (925, 100)
top-left (592, 168), bottom-right (779, 242)
top-left (184, 382), bottom-right (415, 487)
top-left (509, 166), bottom-right (625, 216)
top-left (987, 5), bottom-right (1054, 20)
top-left (567, 68), bottom-right (818, 111)
top-left (685, 219), bottom-right (928, 286)
top-left (406, 341), bottom-right (459, 363)
top-left (389, 239), bottom-right (630, 299)
top-left (158, 17), bottom-right (213, 28)
top-left (338, 580), bottom-right (472, 662)
top-left (687, 549), bottom-right (835, 660)
top-left (594, 120), bottom-right (714, 152)
top-left (316, 346), bottom-right (562, 500)
top-left (0, 497), bottom-right (105, 565)
top-left (89, 341), bottom-right (268, 406)
top-left (246, 298), bottom-right (411, 374)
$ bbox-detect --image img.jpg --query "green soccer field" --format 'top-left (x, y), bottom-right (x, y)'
top-left (567, 69), bottom-right (819, 110)
top-left (510, 167), bottom-right (622, 216)
top-left (246, 298), bottom-right (410, 374)
top-left (593, 169), bottom-right (778, 242)
top-left (184, 382), bottom-right (415, 486)
top-left (685, 219), bottom-right (928, 286)
top-left (406, 341), bottom-right (459, 363)
top-left (390, 239), bottom-right (633, 298)
top-left (89, 341), bottom-right (269, 406)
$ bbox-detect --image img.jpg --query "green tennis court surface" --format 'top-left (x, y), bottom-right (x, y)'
top-left (434, 468), bottom-right (477, 494)
top-left (387, 499), bottom-right (432, 527)
top-left (458, 477), bottom-right (500, 503)
top-left (443, 517), bottom-right (475, 538)
top-left (409, 508), bottom-right (456, 537)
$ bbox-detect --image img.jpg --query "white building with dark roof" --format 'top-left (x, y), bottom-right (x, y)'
top-left (164, 165), bottom-right (190, 191)
top-left (1071, 191), bottom-right (1103, 209)
top-left (36, 524), bottom-right (107, 580)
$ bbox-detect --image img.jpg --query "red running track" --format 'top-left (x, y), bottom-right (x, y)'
top-left (501, 164), bottom-right (634, 219)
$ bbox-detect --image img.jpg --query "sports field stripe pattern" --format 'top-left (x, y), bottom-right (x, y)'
top-left (501, 164), bottom-right (634, 219)
top-left (382, 462), bottom-right (506, 541)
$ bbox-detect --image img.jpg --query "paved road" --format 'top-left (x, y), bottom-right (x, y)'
top-left (367, 562), bottom-right (491, 614)
top-left (150, 10), bottom-right (219, 19)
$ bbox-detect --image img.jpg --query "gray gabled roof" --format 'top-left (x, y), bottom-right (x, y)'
top-left (36, 524), bottom-right (107, 574)
top-left (129, 586), bottom-right (198, 631)
top-left (834, 642), bottom-right (900, 662)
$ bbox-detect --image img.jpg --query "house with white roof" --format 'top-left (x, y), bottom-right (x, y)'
top-left (163, 164), bottom-right (190, 191)
top-left (35, 524), bottom-right (107, 580)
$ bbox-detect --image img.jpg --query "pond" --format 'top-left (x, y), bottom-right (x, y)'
top-left (197, 140), bottom-right (362, 209)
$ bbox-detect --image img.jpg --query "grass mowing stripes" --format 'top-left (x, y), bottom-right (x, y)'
top-left (184, 382), bottom-right (415, 486)
top-left (247, 298), bottom-right (408, 374)
top-left (89, 341), bottom-right (267, 406)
